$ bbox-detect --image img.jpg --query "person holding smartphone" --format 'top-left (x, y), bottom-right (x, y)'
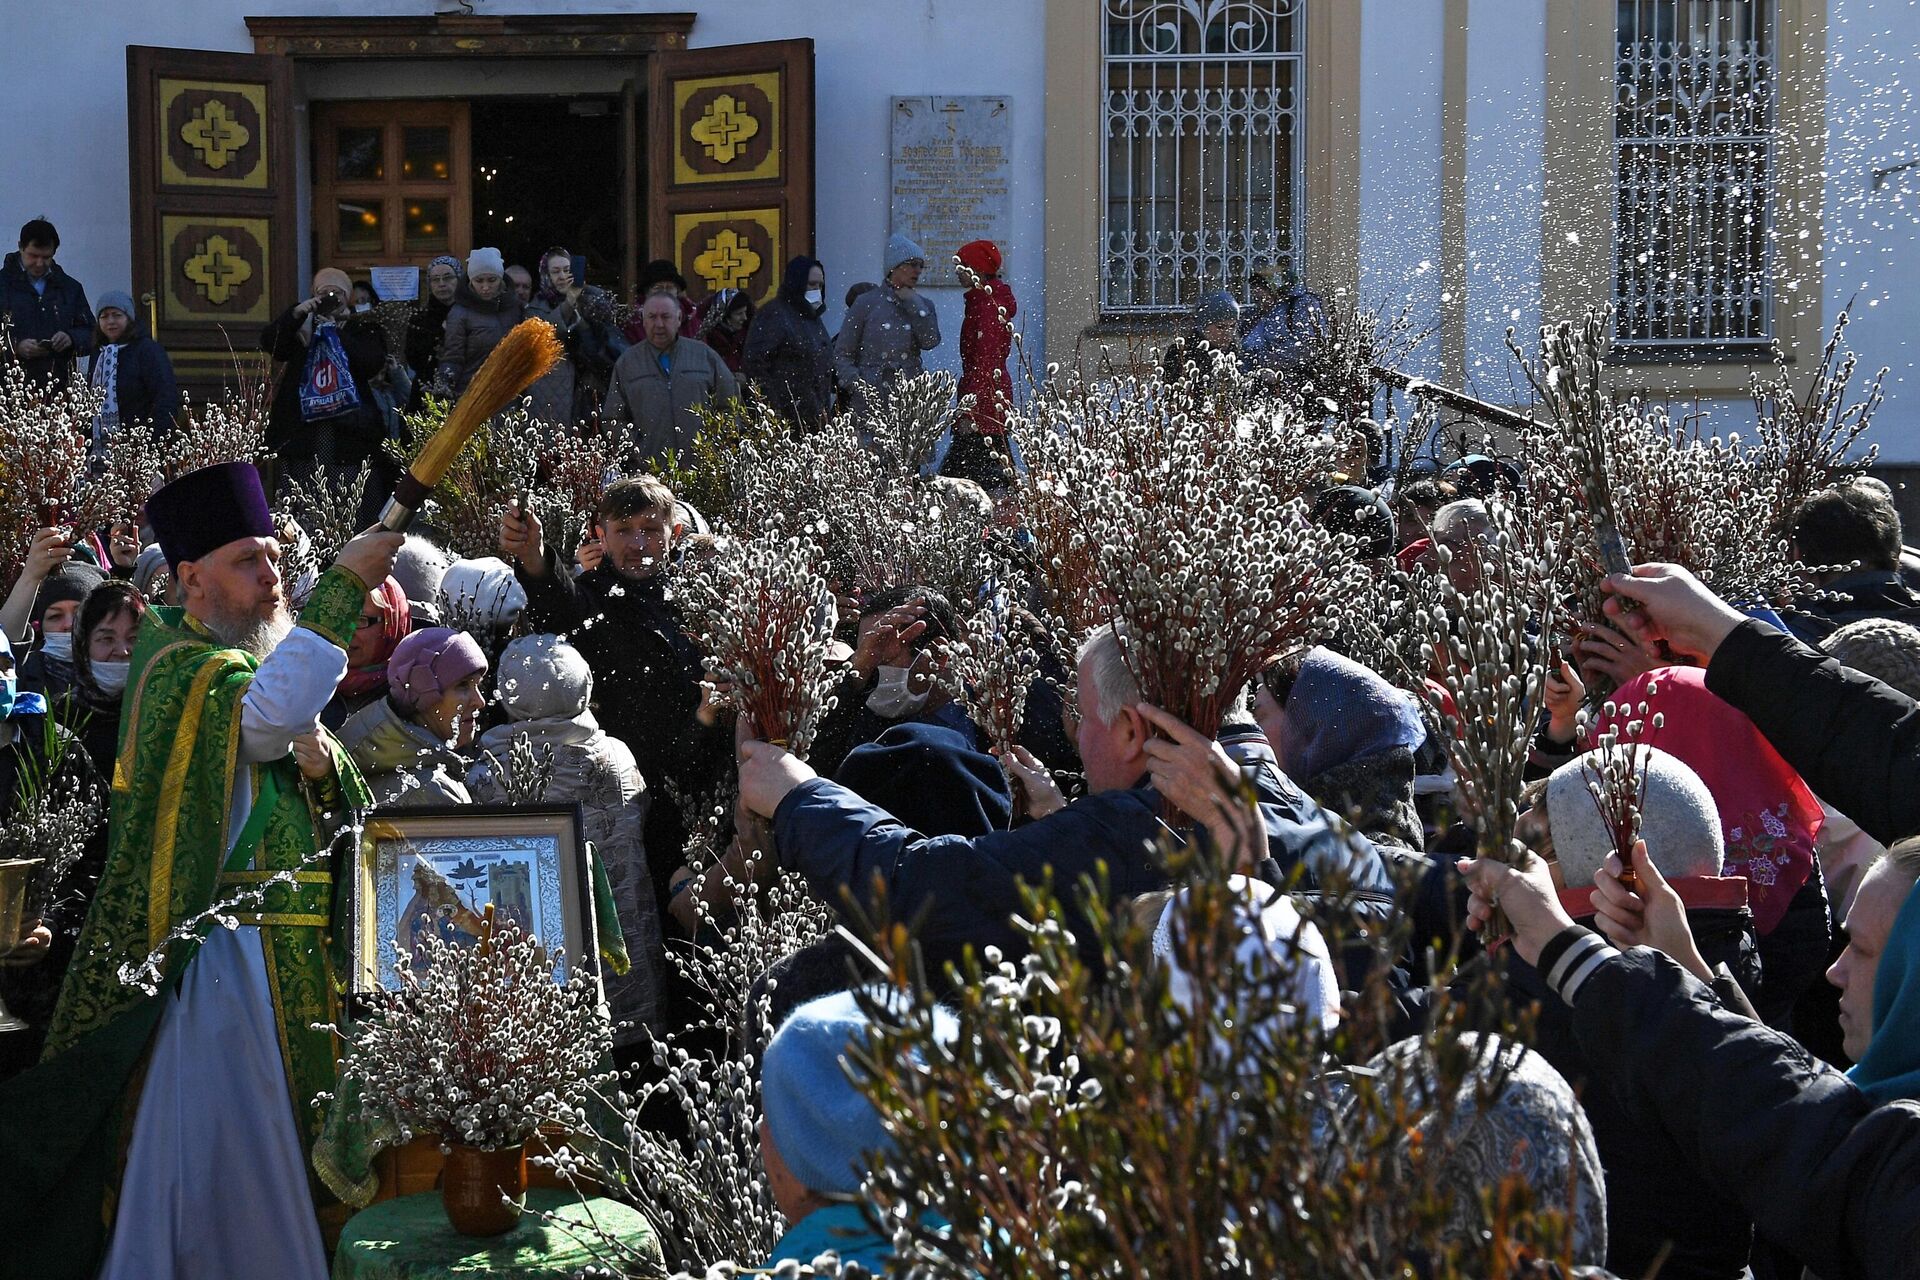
top-left (259, 266), bottom-right (389, 501)
top-left (2, 217), bottom-right (94, 389)
top-left (0, 515), bottom-right (106, 702)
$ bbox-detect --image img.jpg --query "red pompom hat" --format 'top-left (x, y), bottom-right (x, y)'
top-left (956, 240), bottom-right (1002, 281)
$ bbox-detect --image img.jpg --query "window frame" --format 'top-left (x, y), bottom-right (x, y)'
top-left (311, 99), bottom-right (473, 274)
top-left (1611, 0), bottom-right (1780, 358)
top-left (1097, 0), bottom-right (1309, 318)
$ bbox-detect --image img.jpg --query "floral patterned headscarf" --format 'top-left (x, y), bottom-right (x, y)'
top-left (1597, 666), bottom-right (1821, 935)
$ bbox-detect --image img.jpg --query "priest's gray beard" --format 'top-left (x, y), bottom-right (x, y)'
top-left (203, 596), bottom-right (294, 658)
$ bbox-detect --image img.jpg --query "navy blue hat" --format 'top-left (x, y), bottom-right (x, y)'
top-left (146, 462), bottom-right (276, 570)
top-left (835, 722), bottom-right (1013, 838)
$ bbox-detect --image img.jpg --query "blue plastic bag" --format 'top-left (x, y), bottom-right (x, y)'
top-left (298, 322), bottom-right (363, 422)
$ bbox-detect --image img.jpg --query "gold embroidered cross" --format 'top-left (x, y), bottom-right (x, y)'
top-left (182, 234), bottom-right (254, 305)
top-left (689, 94), bottom-right (760, 165)
top-left (693, 229), bottom-right (762, 293)
top-left (180, 99), bottom-right (251, 171)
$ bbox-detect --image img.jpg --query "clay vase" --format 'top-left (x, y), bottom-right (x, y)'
top-left (441, 1142), bottom-right (528, 1236)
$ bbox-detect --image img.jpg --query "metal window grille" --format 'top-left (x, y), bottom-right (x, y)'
top-left (1614, 0), bottom-right (1777, 349)
top-left (1101, 1), bottom-right (1306, 315)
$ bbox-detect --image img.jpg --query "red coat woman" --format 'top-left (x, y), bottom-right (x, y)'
top-left (956, 240), bottom-right (1017, 436)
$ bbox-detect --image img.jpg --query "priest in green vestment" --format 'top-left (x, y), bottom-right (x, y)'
top-left (0, 462), bottom-right (405, 1280)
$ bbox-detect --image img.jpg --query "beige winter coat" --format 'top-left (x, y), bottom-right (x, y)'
top-left (338, 696), bottom-right (473, 809)
top-left (602, 335), bottom-right (739, 466)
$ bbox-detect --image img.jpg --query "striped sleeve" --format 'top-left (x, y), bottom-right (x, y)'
top-left (1537, 926), bottom-right (1619, 1007)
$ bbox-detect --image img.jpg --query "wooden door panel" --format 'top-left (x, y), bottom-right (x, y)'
top-left (128, 45), bottom-right (296, 389)
top-left (310, 100), bottom-right (471, 273)
top-left (647, 39), bottom-right (814, 307)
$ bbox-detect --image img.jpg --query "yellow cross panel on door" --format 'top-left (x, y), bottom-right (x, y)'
top-left (674, 208), bottom-right (782, 303)
top-left (672, 70), bottom-right (782, 186)
top-left (161, 214), bottom-right (273, 325)
top-left (158, 78), bottom-right (270, 190)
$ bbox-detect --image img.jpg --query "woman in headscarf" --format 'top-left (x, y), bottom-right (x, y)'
top-left (693, 287), bottom-right (754, 375)
top-left (62, 579), bottom-right (146, 776)
top-left (322, 576), bottom-right (411, 730)
top-left (1253, 646), bottom-right (1427, 851)
top-left (404, 255), bottom-right (460, 411)
top-left (525, 247), bottom-right (623, 432)
top-left (744, 255), bottom-right (833, 432)
top-left (338, 626), bottom-right (486, 809)
top-left (1596, 666), bottom-right (1828, 1028)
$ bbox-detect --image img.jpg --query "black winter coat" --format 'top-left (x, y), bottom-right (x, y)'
top-left (1506, 904), bottom-right (1761, 1280)
top-left (0, 712), bottom-right (100, 1080)
top-left (1705, 620), bottom-right (1920, 846)
top-left (403, 295), bottom-right (452, 410)
top-left (1559, 937), bottom-right (1920, 1280)
top-left (515, 549), bottom-right (728, 905)
top-left (1, 254), bottom-right (93, 387)
top-left (743, 295), bottom-right (833, 429)
top-left (260, 303), bottom-right (390, 465)
top-left (86, 329), bottom-right (180, 439)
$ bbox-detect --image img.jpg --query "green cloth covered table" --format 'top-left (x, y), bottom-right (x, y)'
top-left (333, 1190), bottom-right (660, 1279)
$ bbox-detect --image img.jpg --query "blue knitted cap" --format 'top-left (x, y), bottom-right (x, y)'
top-left (761, 989), bottom-right (954, 1196)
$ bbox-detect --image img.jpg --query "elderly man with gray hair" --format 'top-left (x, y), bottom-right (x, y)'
top-left (719, 622), bottom-right (1399, 977)
top-left (603, 289), bottom-right (739, 467)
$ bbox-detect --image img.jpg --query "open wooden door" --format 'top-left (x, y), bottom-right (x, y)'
top-left (620, 76), bottom-right (641, 303)
top-left (128, 46), bottom-right (298, 392)
top-left (648, 39), bottom-right (814, 308)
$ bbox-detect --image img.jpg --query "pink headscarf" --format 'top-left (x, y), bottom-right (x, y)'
top-left (336, 577), bottom-right (412, 702)
top-left (1597, 667), bottom-right (1821, 935)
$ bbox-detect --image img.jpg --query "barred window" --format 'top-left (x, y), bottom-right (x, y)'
top-left (1615, 0), bottom-right (1777, 350)
top-left (1101, 1), bottom-right (1305, 315)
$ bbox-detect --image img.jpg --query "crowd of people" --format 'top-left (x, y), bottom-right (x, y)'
top-left (4, 204), bottom-right (1920, 1280)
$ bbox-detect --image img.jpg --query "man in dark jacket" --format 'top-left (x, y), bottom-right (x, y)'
top-left (260, 267), bottom-right (390, 492)
top-left (731, 623), bottom-right (1400, 976)
top-left (499, 476), bottom-right (724, 906)
top-left (1782, 483), bottom-right (1920, 644)
top-left (3, 219), bottom-right (93, 389)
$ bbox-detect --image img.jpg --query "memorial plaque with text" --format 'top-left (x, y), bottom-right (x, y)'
top-left (889, 96), bottom-right (1011, 287)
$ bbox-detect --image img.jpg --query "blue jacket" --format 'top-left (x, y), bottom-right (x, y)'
top-left (1, 253), bottom-right (93, 387)
top-left (87, 329), bottom-right (181, 438)
top-left (773, 723), bottom-right (1401, 973)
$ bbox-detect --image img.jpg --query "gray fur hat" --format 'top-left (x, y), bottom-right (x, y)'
top-left (1544, 746), bottom-right (1724, 890)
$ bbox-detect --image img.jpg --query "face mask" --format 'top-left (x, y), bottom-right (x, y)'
top-left (866, 664), bottom-right (932, 719)
top-left (90, 660), bottom-right (131, 695)
top-left (38, 632), bottom-right (73, 662)
top-left (804, 288), bottom-right (825, 312)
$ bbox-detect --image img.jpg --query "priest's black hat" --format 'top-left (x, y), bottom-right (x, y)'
top-left (146, 462), bottom-right (276, 570)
